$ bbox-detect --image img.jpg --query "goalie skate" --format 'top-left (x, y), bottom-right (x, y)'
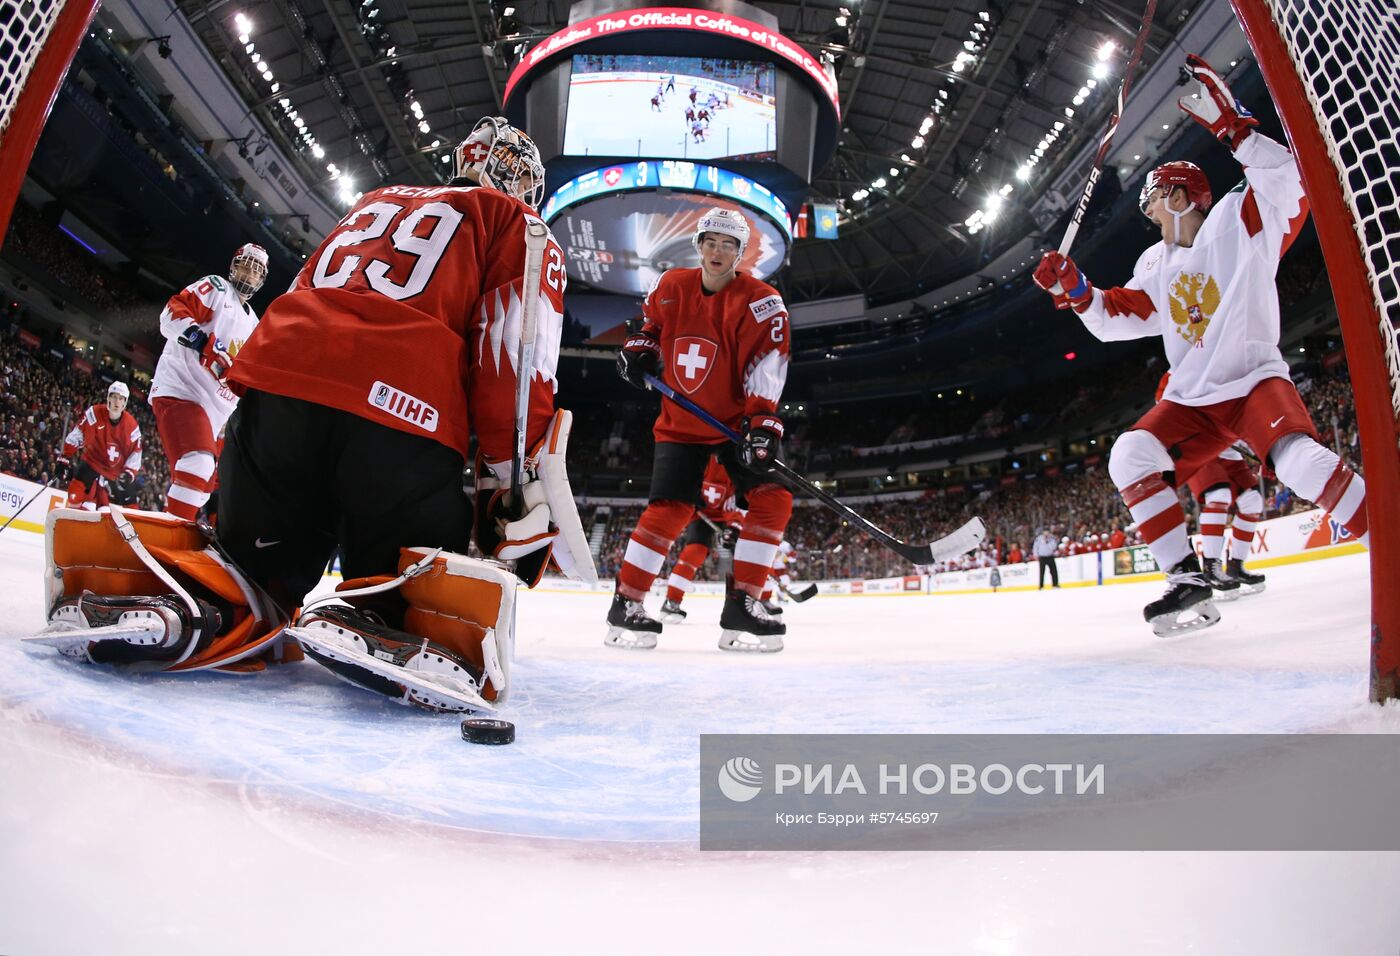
top-left (25, 594), bottom-right (220, 666)
top-left (287, 605), bottom-right (495, 714)
top-left (1145, 555), bottom-right (1221, 637)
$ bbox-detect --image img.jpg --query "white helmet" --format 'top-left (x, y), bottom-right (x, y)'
top-left (453, 116), bottom-right (546, 209)
top-left (229, 243), bottom-right (269, 297)
top-left (692, 206), bottom-right (750, 261)
top-left (108, 381), bottom-right (129, 400)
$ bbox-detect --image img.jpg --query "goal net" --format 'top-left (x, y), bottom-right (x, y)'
top-left (1231, 0), bottom-right (1400, 700)
top-left (0, 0), bottom-right (100, 237)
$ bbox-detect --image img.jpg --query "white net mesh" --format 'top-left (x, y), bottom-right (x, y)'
top-left (1256, 0), bottom-right (1400, 418)
top-left (0, 0), bottom-right (69, 147)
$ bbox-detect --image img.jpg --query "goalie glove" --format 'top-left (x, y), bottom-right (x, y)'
top-left (1033, 252), bottom-right (1095, 313)
top-left (474, 409), bottom-right (599, 588)
top-left (1178, 54), bottom-right (1258, 150)
top-left (178, 324), bottom-right (233, 378)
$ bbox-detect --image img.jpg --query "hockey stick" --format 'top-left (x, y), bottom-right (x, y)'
top-left (643, 373), bottom-right (985, 564)
top-left (0, 481), bottom-right (55, 535)
top-left (1058, 0), bottom-right (1159, 256)
top-left (511, 217), bottom-right (552, 504)
top-left (775, 579), bottom-right (819, 603)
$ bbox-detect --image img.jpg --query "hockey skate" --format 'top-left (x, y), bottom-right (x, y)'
top-left (1144, 555), bottom-right (1221, 637)
top-left (27, 593), bottom-right (221, 666)
top-left (604, 592), bottom-right (662, 650)
top-left (718, 585), bottom-right (785, 653)
top-left (287, 604), bottom-right (495, 714)
top-left (1226, 558), bottom-right (1267, 595)
top-left (658, 598), bottom-right (688, 624)
top-left (1202, 557), bottom-right (1242, 602)
top-left (760, 597), bottom-right (784, 617)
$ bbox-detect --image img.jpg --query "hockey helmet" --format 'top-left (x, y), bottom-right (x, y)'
top-left (453, 116), bottom-right (546, 210)
top-left (1139, 161), bottom-right (1213, 217)
top-left (692, 206), bottom-right (750, 262)
top-left (229, 243), bottom-right (269, 297)
top-left (108, 381), bottom-right (130, 400)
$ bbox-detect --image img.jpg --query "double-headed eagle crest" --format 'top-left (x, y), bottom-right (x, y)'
top-left (1168, 271), bottom-right (1221, 347)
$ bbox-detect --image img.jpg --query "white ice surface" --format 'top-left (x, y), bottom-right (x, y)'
top-left (2, 526), bottom-right (1398, 954)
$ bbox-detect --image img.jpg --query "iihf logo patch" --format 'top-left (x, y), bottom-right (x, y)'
top-left (373, 384), bottom-right (390, 407)
top-left (367, 381), bottom-right (438, 433)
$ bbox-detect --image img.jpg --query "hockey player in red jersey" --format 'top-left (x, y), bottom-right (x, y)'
top-left (1034, 55), bottom-right (1367, 636)
top-left (211, 115), bottom-right (596, 710)
top-left (57, 381), bottom-right (142, 510)
top-left (151, 243), bottom-right (267, 520)
top-left (658, 455), bottom-right (742, 623)
top-left (610, 207), bottom-right (793, 652)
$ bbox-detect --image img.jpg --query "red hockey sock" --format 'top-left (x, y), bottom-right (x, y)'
top-left (732, 484), bottom-right (793, 597)
top-left (1198, 501), bottom-right (1230, 561)
top-left (666, 542), bottom-right (709, 602)
top-left (1120, 474), bottom-right (1191, 571)
top-left (617, 500), bottom-right (693, 601)
top-left (1314, 462), bottom-right (1368, 540)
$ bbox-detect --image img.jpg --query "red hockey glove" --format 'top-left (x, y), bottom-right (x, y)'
top-left (739, 413), bottom-right (784, 473)
top-left (616, 329), bottom-right (661, 389)
top-left (1033, 252), bottom-right (1094, 312)
top-left (178, 324), bottom-right (232, 378)
top-left (1178, 54), bottom-right (1258, 149)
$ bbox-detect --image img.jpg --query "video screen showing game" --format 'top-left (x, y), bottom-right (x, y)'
top-left (563, 53), bottom-right (777, 162)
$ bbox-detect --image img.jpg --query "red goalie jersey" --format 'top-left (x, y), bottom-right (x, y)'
top-left (229, 184), bottom-right (566, 463)
top-left (641, 268), bottom-right (790, 445)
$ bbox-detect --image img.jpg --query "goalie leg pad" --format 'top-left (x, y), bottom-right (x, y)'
top-left (33, 507), bottom-right (289, 672)
top-left (294, 547), bottom-right (517, 709)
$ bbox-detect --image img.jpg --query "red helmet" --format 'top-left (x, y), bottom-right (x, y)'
top-left (1139, 161), bottom-right (1213, 216)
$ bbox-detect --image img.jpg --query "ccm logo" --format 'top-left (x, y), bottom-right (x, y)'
top-left (368, 381), bottom-right (439, 433)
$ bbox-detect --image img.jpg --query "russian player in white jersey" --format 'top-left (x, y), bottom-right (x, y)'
top-left (1033, 55), bottom-right (1368, 635)
top-left (150, 243), bottom-right (267, 519)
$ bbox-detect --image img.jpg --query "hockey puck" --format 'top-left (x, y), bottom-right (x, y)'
top-left (461, 717), bottom-right (515, 745)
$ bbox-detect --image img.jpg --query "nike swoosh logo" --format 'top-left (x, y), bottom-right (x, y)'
top-left (254, 537), bottom-right (280, 548)
top-left (660, 298), bottom-right (676, 305)
top-left (1270, 416), bottom-right (1285, 428)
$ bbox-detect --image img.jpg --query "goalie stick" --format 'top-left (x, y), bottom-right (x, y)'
top-left (643, 373), bottom-right (985, 565)
top-left (512, 217), bottom-right (552, 502)
top-left (1058, 0), bottom-right (1159, 256)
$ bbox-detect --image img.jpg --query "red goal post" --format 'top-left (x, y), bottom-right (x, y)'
top-left (1230, 0), bottom-right (1400, 701)
top-left (0, 0), bottom-right (101, 239)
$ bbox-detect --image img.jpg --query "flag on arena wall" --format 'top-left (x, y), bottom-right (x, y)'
top-left (18, 329), bottom-right (39, 348)
top-left (813, 204), bottom-right (839, 239)
top-left (794, 205), bottom-right (810, 239)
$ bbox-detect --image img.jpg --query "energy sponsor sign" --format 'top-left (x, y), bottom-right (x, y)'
top-left (700, 734), bottom-right (1400, 850)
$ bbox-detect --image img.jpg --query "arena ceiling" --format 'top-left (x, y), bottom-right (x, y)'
top-left (172, 0), bottom-right (1198, 305)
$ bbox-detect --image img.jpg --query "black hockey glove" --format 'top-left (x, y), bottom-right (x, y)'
top-left (177, 324), bottom-right (210, 354)
top-left (54, 455), bottom-right (72, 482)
top-left (720, 523), bottom-right (740, 550)
top-left (113, 470), bottom-right (138, 500)
top-left (739, 413), bottom-right (784, 473)
top-left (616, 330), bottom-right (661, 389)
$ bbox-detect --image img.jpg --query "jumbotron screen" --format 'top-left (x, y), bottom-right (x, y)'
top-left (562, 53), bottom-right (776, 162)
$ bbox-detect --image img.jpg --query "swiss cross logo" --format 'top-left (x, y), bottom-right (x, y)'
top-left (604, 167), bottom-right (623, 186)
top-left (464, 142), bottom-right (489, 163)
top-left (672, 336), bottom-right (718, 395)
top-left (703, 484), bottom-right (723, 505)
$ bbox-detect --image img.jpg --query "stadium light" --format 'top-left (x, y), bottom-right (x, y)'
top-left (1096, 40), bottom-right (1115, 61)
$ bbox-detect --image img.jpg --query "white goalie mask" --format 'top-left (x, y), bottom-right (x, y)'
top-left (691, 207), bottom-right (750, 263)
top-left (453, 116), bottom-right (546, 210)
top-left (228, 243), bottom-right (269, 297)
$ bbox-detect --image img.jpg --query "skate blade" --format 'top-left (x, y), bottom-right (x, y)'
top-left (1238, 583), bottom-right (1266, 596)
top-left (1149, 601), bottom-right (1221, 637)
top-left (658, 612), bottom-right (687, 625)
top-left (286, 624), bottom-right (495, 714)
top-left (718, 629), bottom-right (784, 653)
top-left (24, 620), bottom-right (169, 658)
top-left (1211, 587), bottom-right (1243, 603)
top-left (604, 626), bottom-right (657, 650)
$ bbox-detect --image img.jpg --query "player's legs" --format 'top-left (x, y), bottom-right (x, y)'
top-left (1197, 485), bottom-right (1234, 562)
top-left (1109, 427), bottom-right (1194, 572)
top-left (1230, 486), bottom-right (1264, 562)
top-left (615, 442), bottom-right (709, 601)
top-left (1232, 379), bottom-right (1368, 543)
top-left (152, 397), bottom-right (218, 521)
top-left (723, 470), bottom-right (794, 599)
top-left (666, 519), bottom-right (714, 605)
